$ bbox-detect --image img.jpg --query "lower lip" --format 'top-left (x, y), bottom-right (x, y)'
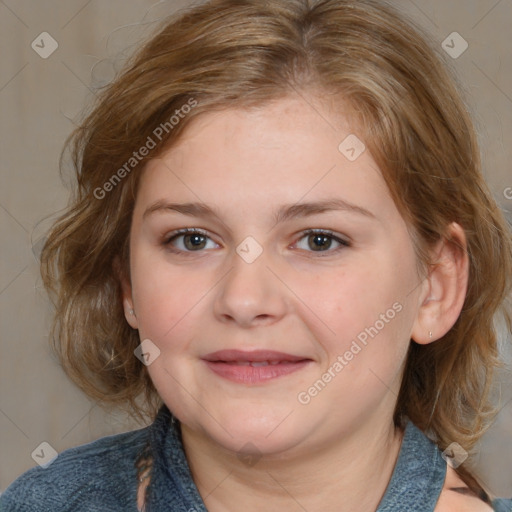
top-left (204, 360), bottom-right (311, 384)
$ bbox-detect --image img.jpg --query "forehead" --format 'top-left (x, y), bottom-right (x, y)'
top-left (135, 95), bottom-right (396, 225)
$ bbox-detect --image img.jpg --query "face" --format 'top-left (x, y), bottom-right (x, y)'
top-left (124, 94), bottom-right (426, 458)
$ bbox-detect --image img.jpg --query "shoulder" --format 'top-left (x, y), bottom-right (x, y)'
top-left (435, 465), bottom-right (494, 512)
top-left (435, 491), bottom-right (494, 512)
top-left (0, 426), bottom-right (150, 512)
top-left (492, 498), bottom-right (512, 512)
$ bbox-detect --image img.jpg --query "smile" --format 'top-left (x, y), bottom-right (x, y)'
top-left (202, 350), bottom-right (312, 384)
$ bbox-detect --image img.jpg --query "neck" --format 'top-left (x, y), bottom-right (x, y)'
top-left (181, 416), bottom-right (404, 512)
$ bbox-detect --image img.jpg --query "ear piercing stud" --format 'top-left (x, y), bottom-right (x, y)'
top-left (429, 331), bottom-right (433, 339)
top-left (129, 309), bottom-right (135, 316)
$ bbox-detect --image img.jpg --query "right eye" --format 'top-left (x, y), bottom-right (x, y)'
top-left (163, 228), bottom-right (220, 254)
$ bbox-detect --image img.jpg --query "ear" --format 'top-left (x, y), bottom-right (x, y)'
top-left (113, 256), bottom-right (139, 330)
top-left (411, 222), bottom-right (469, 345)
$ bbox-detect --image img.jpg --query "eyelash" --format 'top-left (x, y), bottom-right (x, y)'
top-left (162, 228), bottom-right (351, 257)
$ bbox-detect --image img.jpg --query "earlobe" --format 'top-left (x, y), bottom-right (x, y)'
top-left (411, 222), bottom-right (469, 345)
top-left (113, 256), bottom-right (139, 330)
top-left (122, 297), bottom-right (138, 329)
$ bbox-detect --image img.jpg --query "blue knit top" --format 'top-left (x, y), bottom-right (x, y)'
top-left (1, 406), bottom-right (510, 511)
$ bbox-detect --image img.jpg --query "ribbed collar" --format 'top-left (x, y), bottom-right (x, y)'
top-left (144, 406), bottom-right (446, 512)
top-left (146, 406), bottom-right (207, 511)
top-left (376, 421), bottom-right (446, 511)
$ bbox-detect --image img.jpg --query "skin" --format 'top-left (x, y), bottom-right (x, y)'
top-left (122, 93), bottom-right (476, 511)
top-left (436, 467), bottom-right (493, 512)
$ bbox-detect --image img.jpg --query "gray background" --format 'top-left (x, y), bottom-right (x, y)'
top-left (1, 0), bottom-right (511, 498)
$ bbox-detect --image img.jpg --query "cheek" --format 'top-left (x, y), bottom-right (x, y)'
top-left (294, 264), bottom-right (401, 338)
top-left (129, 250), bottom-right (210, 342)
top-left (296, 258), bottom-right (416, 378)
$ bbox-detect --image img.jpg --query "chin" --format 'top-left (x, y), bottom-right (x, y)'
top-left (196, 409), bottom-right (312, 457)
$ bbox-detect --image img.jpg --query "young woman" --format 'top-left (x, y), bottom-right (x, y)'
top-left (2, 1), bottom-right (511, 510)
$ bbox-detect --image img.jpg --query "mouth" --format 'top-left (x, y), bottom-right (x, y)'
top-left (202, 350), bottom-right (312, 384)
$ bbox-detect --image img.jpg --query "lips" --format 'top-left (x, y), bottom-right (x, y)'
top-left (203, 349), bottom-right (307, 363)
top-left (202, 350), bottom-right (312, 384)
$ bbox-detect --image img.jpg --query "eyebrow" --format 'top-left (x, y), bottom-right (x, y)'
top-left (143, 198), bottom-right (376, 224)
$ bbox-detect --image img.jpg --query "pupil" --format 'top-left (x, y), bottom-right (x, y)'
top-left (185, 234), bottom-right (206, 250)
top-left (310, 234), bottom-right (331, 251)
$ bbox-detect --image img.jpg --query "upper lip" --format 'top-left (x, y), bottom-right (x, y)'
top-left (202, 350), bottom-right (310, 363)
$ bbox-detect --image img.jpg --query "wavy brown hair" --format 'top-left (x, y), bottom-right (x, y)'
top-left (41, 0), bottom-right (511, 494)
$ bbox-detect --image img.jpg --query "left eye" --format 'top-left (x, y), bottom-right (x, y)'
top-left (164, 229), bottom-right (218, 252)
top-left (294, 230), bottom-right (350, 253)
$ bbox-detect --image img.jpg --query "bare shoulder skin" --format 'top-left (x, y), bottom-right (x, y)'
top-left (435, 465), bottom-right (493, 512)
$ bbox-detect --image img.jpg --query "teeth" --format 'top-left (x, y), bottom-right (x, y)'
top-left (234, 361), bottom-right (250, 366)
top-left (250, 361), bottom-right (269, 367)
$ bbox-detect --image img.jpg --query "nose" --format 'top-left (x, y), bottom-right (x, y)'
top-left (213, 248), bottom-right (289, 328)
